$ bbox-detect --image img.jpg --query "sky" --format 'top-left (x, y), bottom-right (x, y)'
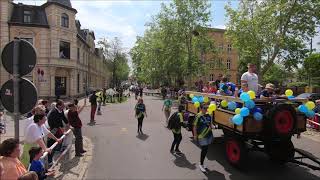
top-left (15, 0), bottom-right (239, 52)
top-left (14, 0), bottom-right (320, 53)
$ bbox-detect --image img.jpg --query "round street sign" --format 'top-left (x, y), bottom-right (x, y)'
top-left (1, 39), bottom-right (36, 76)
top-left (0, 78), bottom-right (38, 114)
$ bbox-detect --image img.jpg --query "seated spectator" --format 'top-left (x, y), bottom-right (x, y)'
top-left (238, 83), bottom-right (250, 97)
top-left (314, 99), bottom-right (320, 114)
top-left (0, 138), bottom-right (27, 179)
top-left (219, 77), bottom-right (233, 96)
top-left (29, 147), bottom-right (55, 180)
top-left (207, 82), bottom-right (217, 94)
top-left (273, 88), bottom-right (288, 99)
top-left (260, 83), bottom-right (275, 99)
top-left (22, 114), bottom-right (61, 168)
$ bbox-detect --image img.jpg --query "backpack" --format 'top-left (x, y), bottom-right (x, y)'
top-left (167, 112), bottom-right (180, 130)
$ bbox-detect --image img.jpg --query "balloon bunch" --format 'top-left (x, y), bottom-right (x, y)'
top-left (189, 94), bottom-right (210, 108)
top-left (207, 103), bottom-right (217, 115)
top-left (285, 89), bottom-right (295, 99)
top-left (298, 101), bottom-right (316, 118)
top-left (232, 91), bottom-right (263, 125)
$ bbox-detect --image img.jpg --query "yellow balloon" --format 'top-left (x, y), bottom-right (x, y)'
top-left (209, 104), bottom-right (217, 111)
top-left (204, 97), bottom-right (210, 103)
top-left (194, 102), bottom-right (200, 108)
top-left (190, 94), bottom-right (194, 98)
top-left (248, 90), bottom-right (256, 99)
top-left (235, 108), bottom-right (241, 114)
top-left (221, 100), bottom-right (228, 107)
top-left (285, 89), bottom-right (293, 97)
top-left (305, 101), bottom-right (316, 110)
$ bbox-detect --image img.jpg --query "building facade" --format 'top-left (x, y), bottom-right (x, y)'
top-left (202, 28), bottom-right (239, 84)
top-left (0, 0), bottom-right (110, 99)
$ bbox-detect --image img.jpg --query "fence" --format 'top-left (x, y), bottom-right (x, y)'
top-left (307, 114), bottom-right (320, 131)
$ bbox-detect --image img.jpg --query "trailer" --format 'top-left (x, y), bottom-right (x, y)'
top-left (184, 91), bottom-right (320, 170)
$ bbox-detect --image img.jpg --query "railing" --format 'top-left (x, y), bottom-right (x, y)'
top-left (307, 113), bottom-right (320, 131)
top-left (40, 129), bottom-right (73, 169)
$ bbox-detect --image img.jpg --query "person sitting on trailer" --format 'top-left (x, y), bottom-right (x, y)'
top-left (237, 83), bottom-right (250, 97)
top-left (219, 77), bottom-right (233, 96)
top-left (260, 83), bottom-right (275, 99)
top-left (272, 88), bottom-right (288, 99)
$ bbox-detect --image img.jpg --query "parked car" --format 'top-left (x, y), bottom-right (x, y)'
top-left (296, 93), bottom-right (320, 102)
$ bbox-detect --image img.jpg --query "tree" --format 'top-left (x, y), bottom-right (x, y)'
top-left (262, 64), bottom-right (290, 86)
top-left (225, 0), bottom-right (320, 78)
top-left (98, 37), bottom-right (130, 88)
top-left (130, 0), bottom-right (213, 88)
top-left (304, 53), bottom-right (320, 86)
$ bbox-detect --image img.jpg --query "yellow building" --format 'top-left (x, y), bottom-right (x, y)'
top-left (0, 0), bottom-right (110, 99)
top-left (202, 28), bottom-right (239, 84)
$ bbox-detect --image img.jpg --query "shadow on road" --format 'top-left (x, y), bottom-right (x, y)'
top-left (204, 169), bottom-right (226, 180)
top-left (190, 136), bottom-right (320, 180)
top-left (172, 153), bottom-right (197, 170)
top-left (136, 133), bottom-right (149, 141)
top-left (54, 157), bottom-right (80, 179)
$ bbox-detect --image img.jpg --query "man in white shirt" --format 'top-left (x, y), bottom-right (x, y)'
top-left (241, 63), bottom-right (259, 93)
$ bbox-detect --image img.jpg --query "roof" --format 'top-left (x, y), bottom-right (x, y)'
top-left (42, 0), bottom-right (77, 13)
top-left (9, 3), bottom-right (49, 28)
top-left (75, 20), bottom-right (90, 48)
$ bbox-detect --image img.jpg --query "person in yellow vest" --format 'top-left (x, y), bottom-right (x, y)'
top-left (96, 90), bottom-right (103, 115)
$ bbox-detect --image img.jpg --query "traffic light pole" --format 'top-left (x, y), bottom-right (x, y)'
top-left (13, 39), bottom-right (20, 141)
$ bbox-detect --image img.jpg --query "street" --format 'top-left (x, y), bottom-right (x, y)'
top-left (80, 95), bottom-right (320, 180)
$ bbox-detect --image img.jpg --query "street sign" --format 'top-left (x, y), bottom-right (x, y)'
top-left (0, 78), bottom-right (38, 114)
top-left (1, 39), bottom-right (36, 76)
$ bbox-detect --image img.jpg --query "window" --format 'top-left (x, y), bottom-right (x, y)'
top-left (210, 74), bottom-right (215, 81)
top-left (77, 48), bottom-right (80, 61)
top-left (23, 10), bottom-right (32, 23)
top-left (227, 58), bottom-right (231, 70)
top-left (59, 41), bottom-right (70, 59)
top-left (209, 61), bottom-right (215, 69)
top-left (77, 74), bottom-right (80, 93)
top-left (227, 44), bottom-right (232, 53)
top-left (61, 13), bottom-right (69, 28)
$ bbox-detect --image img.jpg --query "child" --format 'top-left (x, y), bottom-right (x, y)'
top-left (219, 77), bottom-right (232, 96)
top-left (29, 147), bottom-right (55, 180)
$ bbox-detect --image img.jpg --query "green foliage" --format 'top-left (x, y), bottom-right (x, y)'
top-left (262, 64), bottom-right (290, 86)
top-left (303, 53), bottom-right (320, 86)
top-left (287, 81), bottom-right (308, 87)
top-left (98, 37), bottom-right (130, 88)
top-left (225, 0), bottom-right (320, 77)
top-left (130, 0), bottom-right (213, 87)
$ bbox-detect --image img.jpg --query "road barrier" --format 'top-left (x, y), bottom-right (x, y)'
top-left (307, 114), bottom-right (320, 131)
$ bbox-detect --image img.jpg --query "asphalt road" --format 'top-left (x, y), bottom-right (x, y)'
top-left (81, 95), bottom-right (320, 180)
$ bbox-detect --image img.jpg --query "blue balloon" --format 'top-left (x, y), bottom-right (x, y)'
top-left (288, 95), bottom-right (295, 99)
top-left (306, 110), bottom-right (315, 118)
top-left (198, 96), bottom-right (204, 103)
top-left (245, 100), bottom-right (255, 109)
top-left (253, 112), bottom-right (263, 121)
top-left (240, 107), bottom-right (250, 117)
top-left (232, 114), bottom-right (244, 125)
top-left (228, 101), bottom-right (237, 111)
top-left (240, 92), bottom-right (250, 102)
top-left (192, 97), bottom-right (199, 103)
top-left (298, 105), bottom-right (308, 113)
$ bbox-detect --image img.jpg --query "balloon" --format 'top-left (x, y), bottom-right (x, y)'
top-left (254, 107), bottom-right (263, 114)
top-left (306, 110), bottom-right (315, 118)
top-left (189, 94), bottom-right (194, 98)
top-left (248, 90), bottom-right (256, 99)
top-left (288, 95), bottom-right (295, 99)
top-left (204, 97), bottom-right (210, 103)
top-left (232, 114), bottom-right (244, 125)
top-left (221, 100), bottom-right (228, 107)
top-left (240, 107), bottom-right (250, 117)
top-left (305, 101), bottom-right (316, 110)
top-left (228, 101), bottom-right (237, 111)
top-left (198, 96), bottom-right (204, 103)
top-left (245, 100), bottom-right (255, 109)
top-left (298, 105), bottom-right (308, 113)
top-left (285, 89), bottom-right (293, 97)
top-left (253, 112), bottom-right (263, 121)
top-left (240, 92), bottom-right (250, 102)
top-left (235, 108), bottom-right (241, 114)
top-left (209, 104), bottom-right (217, 111)
top-left (194, 102), bottom-right (200, 108)
top-left (192, 97), bottom-right (199, 103)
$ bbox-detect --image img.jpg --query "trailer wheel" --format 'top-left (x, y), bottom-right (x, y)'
top-left (268, 104), bottom-right (296, 136)
top-left (265, 140), bottom-right (294, 164)
top-left (225, 137), bottom-right (247, 167)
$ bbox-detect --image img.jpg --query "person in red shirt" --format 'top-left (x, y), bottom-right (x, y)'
top-left (67, 99), bottom-right (87, 157)
top-left (207, 82), bottom-right (217, 94)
